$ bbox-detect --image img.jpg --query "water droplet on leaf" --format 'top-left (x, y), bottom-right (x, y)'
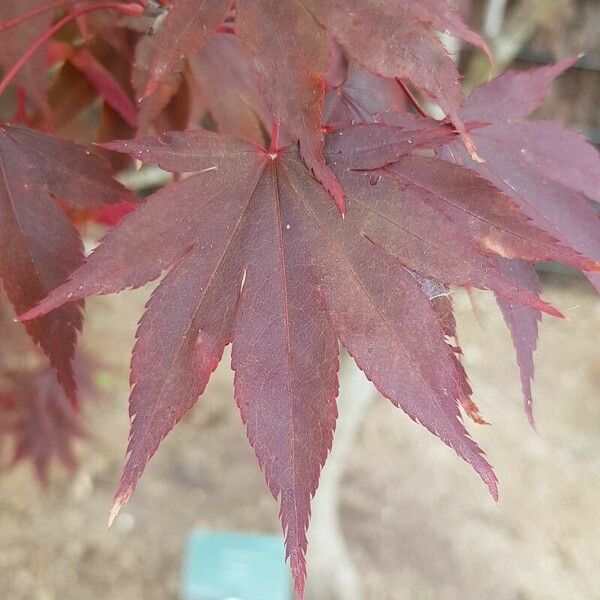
top-left (158, 133), bottom-right (174, 146)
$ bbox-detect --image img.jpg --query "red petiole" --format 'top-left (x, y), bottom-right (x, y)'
top-left (269, 122), bottom-right (281, 153)
top-left (0, 2), bottom-right (144, 98)
top-left (0, 0), bottom-right (84, 33)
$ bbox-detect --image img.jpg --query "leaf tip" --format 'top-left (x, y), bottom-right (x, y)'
top-left (462, 399), bottom-right (489, 425)
top-left (108, 488), bottom-right (131, 528)
top-left (290, 553), bottom-right (307, 600)
top-left (475, 452), bottom-right (499, 502)
top-left (477, 457), bottom-right (499, 502)
top-left (545, 304), bottom-right (565, 319)
top-left (489, 478), bottom-right (499, 502)
top-left (19, 293), bottom-right (66, 321)
top-left (526, 408), bottom-right (537, 432)
top-left (329, 181), bottom-right (346, 215)
top-left (107, 502), bottom-right (121, 528)
top-left (140, 79), bottom-right (159, 102)
top-left (532, 297), bottom-right (563, 319)
top-left (18, 305), bottom-right (43, 322)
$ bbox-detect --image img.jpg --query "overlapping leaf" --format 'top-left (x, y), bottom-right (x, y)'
top-left (325, 123), bottom-right (598, 292)
top-left (440, 59), bottom-right (600, 287)
top-left (237, 0), bottom-right (345, 211)
top-left (429, 58), bottom-right (600, 417)
top-left (0, 124), bottom-right (134, 404)
top-left (190, 34), bottom-right (270, 143)
top-left (0, 366), bottom-right (87, 484)
top-left (139, 0), bottom-right (232, 99)
top-left (305, 0), bottom-right (483, 157)
top-left (324, 49), bottom-right (407, 125)
top-left (495, 258), bottom-right (541, 427)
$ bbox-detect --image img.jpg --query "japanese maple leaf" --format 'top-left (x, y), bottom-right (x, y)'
top-left (20, 121), bottom-right (600, 596)
top-left (0, 124), bottom-right (134, 404)
top-left (304, 0), bottom-right (488, 157)
top-left (433, 57), bottom-right (600, 420)
top-left (189, 34), bottom-right (270, 144)
top-left (1, 366), bottom-right (87, 484)
top-left (324, 45), bottom-right (407, 126)
top-left (440, 57), bottom-right (600, 287)
top-left (330, 118), bottom-right (598, 286)
top-left (138, 0), bottom-right (232, 99)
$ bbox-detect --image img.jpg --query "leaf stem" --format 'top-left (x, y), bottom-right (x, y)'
top-left (269, 122), bottom-right (281, 153)
top-left (396, 79), bottom-right (430, 119)
top-left (0, 0), bottom-right (82, 33)
top-left (0, 3), bottom-right (144, 99)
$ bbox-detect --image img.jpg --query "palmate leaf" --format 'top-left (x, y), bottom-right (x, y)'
top-left (433, 58), bottom-right (600, 417)
top-left (139, 0), bottom-right (232, 99)
top-left (440, 58), bottom-right (600, 284)
top-left (1, 365), bottom-right (87, 484)
top-left (1, 3), bottom-right (598, 596)
top-left (0, 124), bottom-right (134, 404)
top-left (20, 122), bottom-right (599, 596)
top-left (189, 34), bottom-right (270, 143)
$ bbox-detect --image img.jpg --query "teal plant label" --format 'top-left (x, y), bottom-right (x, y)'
top-left (181, 531), bottom-right (291, 600)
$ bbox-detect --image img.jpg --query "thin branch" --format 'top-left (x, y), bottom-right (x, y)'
top-left (0, 3), bottom-right (144, 98)
top-left (0, 0), bottom-right (82, 33)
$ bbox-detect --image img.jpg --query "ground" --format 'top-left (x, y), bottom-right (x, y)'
top-left (1, 273), bottom-right (599, 600)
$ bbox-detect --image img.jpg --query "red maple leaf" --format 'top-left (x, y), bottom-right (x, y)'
top-left (433, 57), bottom-right (600, 423)
top-left (2, 3), bottom-right (600, 598)
top-left (0, 123), bottom-right (135, 404)
top-left (1, 366), bottom-right (87, 484)
top-left (20, 118), bottom-right (599, 594)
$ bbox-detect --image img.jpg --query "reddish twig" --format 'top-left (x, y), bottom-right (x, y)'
top-left (0, 3), bottom-right (144, 98)
top-left (0, 0), bottom-right (87, 33)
